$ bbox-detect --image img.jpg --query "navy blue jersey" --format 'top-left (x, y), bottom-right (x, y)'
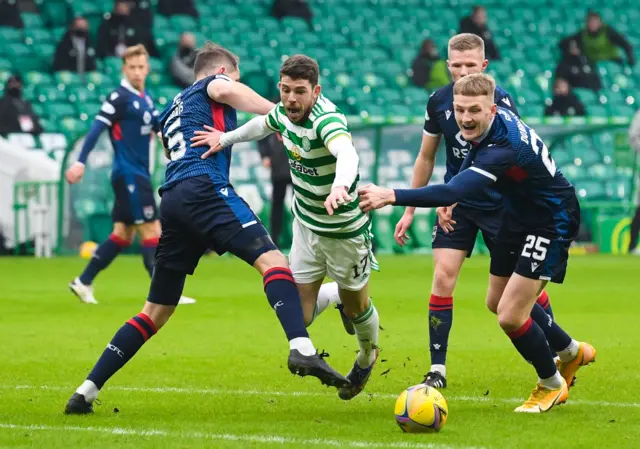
top-left (159, 74), bottom-right (237, 192)
top-left (465, 108), bottom-right (578, 238)
top-left (96, 79), bottom-right (160, 179)
top-left (423, 82), bottom-right (518, 209)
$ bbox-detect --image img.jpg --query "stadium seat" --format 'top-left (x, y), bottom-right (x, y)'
top-left (36, 85), bottom-right (67, 103)
top-left (40, 1), bottom-right (70, 27)
top-left (54, 71), bottom-right (84, 88)
top-left (24, 71), bottom-right (54, 87)
top-left (170, 15), bottom-right (198, 33)
top-left (47, 102), bottom-right (78, 120)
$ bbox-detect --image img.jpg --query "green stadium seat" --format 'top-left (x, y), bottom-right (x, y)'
top-left (24, 71), bottom-right (53, 87)
top-left (68, 86), bottom-right (100, 104)
top-left (71, 2), bottom-right (102, 17)
top-left (154, 86), bottom-right (181, 107)
top-left (605, 179), bottom-right (632, 200)
top-left (254, 17), bottom-right (281, 34)
top-left (0, 58), bottom-right (12, 71)
top-left (21, 13), bottom-right (44, 29)
top-left (575, 181), bottom-right (607, 200)
top-left (103, 57), bottom-right (123, 74)
top-left (374, 88), bottom-right (403, 104)
top-left (170, 15), bottom-right (198, 33)
top-left (54, 71), bottom-right (84, 88)
top-left (46, 102), bottom-right (77, 120)
top-left (243, 72), bottom-right (276, 99)
top-left (0, 27), bottom-right (23, 45)
top-left (41, 1), bottom-right (69, 27)
top-left (77, 102), bottom-right (102, 120)
top-left (36, 85), bottom-right (67, 103)
top-left (85, 71), bottom-right (112, 88)
top-left (25, 29), bottom-right (53, 44)
top-left (361, 73), bottom-right (386, 89)
top-left (58, 117), bottom-right (89, 141)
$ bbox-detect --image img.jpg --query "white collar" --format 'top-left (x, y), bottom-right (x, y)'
top-left (121, 78), bottom-right (143, 97)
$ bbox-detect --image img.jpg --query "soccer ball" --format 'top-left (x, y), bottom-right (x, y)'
top-left (79, 241), bottom-right (98, 259)
top-left (394, 384), bottom-right (448, 433)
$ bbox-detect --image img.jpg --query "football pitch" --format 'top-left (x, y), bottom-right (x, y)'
top-left (1, 254), bottom-right (639, 449)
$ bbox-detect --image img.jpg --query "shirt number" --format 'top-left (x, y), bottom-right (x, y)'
top-left (529, 129), bottom-right (556, 177)
top-left (165, 117), bottom-right (186, 161)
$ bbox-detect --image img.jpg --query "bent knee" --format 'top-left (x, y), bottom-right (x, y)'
top-left (254, 249), bottom-right (290, 273)
top-left (432, 263), bottom-right (461, 296)
top-left (141, 302), bottom-right (176, 330)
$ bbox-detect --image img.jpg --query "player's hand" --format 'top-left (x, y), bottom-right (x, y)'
top-left (275, 133), bottom-right (283, 142)
top-left (324, 186), bottom-right (352, 216)
top-left (65, 162), bottom-right (85, 184)
top-left (436, 206), bottom-right (456, 233)
top-left (358, 184), bottom-right (396, 213)
top-left (394, 211), bottom-right (414, 246)
top-left (262, 157), bottom-right (271, 168)
top-left (190, 125), bottom-right (224, 159)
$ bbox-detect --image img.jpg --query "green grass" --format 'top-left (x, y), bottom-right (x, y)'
top-left (0, 254), bottom-right (639, 449)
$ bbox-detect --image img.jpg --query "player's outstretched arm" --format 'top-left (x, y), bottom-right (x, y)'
top-left (194, 115), bottom-right (275, 159)
top-left (324, 134), bottom-right (359, 215)
top-left (358, 168), bottom-right (495, 212)
top-left (207, 79), bottom-right (275, 115)
top-left (65, 119), bottom-right (109, 184)
top-left (394, 132), bottom-right (441, 245)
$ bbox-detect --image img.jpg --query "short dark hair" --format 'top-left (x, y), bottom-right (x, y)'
top-left (193, 42), bottom-right (239, 77)
top-left (279, 55), bottom-right (319, 86)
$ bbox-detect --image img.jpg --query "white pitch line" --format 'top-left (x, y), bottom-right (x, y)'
top-left (0, 423), bottom-right (484, 449)
top-left (3, 384), bottom-right (640, 408)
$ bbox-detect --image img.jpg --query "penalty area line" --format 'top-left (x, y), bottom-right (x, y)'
top-left (0, 423), bottom-right (485, 449)
top-left (3, 384), bottom-right (640, 408)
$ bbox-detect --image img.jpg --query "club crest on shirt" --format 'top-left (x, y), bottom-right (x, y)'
top-left (301, 136), bottom-right (311, 152)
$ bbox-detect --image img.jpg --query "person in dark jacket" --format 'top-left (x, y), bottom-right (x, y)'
top-left (257, 132), bottom-right (291, 248)
top-left (271, 0), bottom-right (312, 26)
top-left (158, 0), bottom-right (198, 17)
top-left (53, 17), bottom-right (97, 73)
top-left (410, 39), bottom-right (450, 90)
top-left (170, 32), bottom-right (197, 88)
top-left (544, 78), bottom-right (587, 117)
top-left (560, 11), bottom-right (635, 66)
top-left (97, 0), bottom-right (157, 58)
top-left (0, 0), bottom-right (23, 28)
top-left (555, 37), bottom-right (602, 91)
top-left (459, 6), bottom-right (500, 60)
top-left (0, 75), bottom-right (43, 136)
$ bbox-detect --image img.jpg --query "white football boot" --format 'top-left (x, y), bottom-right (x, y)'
top-left (178, 295), bottom-right (197, 305)
top-left (69, 278), bottom-right (98, 304)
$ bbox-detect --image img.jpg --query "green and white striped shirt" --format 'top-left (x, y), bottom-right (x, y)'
top-left (265, 95), bottom-right (370, 239)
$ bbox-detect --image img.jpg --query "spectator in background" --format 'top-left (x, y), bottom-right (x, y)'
top-left (53, 17), bottom-right (97, 74)
top-left (271, 0), bottom-right (313, 26)
top-left (544, 78), bottom-right (586, 117)
top-left (560, 11), bottom-right (635, 67)
top-left (0, 75), bottom-right (43, 136)
top-left (128, 0), bottom-right (153, 29)
top-left (459, 6), bottom-right (500, 60)
top-left (628, 109), bottom-right (640, 255)
top-left (170, 32), bottom-right (197, 88)
top-left (158, 0), bottom-right (198, 18)
top-left (410, 39), bottom-right (450, 90)
top-left (0, 0), bottom-right (23, 28)
top-left (258, 132), bottom-right (291, 248)
top-left (555, 37), bottom-right (602, 91)
top-left (97, 0), bottom-right (158, 58)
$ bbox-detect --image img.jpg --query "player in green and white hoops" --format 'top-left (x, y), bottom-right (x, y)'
top-left (191, 55), bottom-right (379, 400)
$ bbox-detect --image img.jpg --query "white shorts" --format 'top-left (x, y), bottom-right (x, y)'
top-left (289, 218), bottom-right (377, 291)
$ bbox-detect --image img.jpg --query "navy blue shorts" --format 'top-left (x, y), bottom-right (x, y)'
top-left (490, 202), bottom-right (580, 283)
top-left (111, 174), bottom-right (158, 225)
top-left (431, 204), bottom-right (502, 256)
top-left (155, 175), bottom-right (277, 275)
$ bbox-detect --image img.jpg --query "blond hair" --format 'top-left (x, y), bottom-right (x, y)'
top-left (448, 33), bottom-right (485, 58)
top-left (453, 73), bottom-right (495, 98)
top-left (121, 44), bottom-right (149, 63)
